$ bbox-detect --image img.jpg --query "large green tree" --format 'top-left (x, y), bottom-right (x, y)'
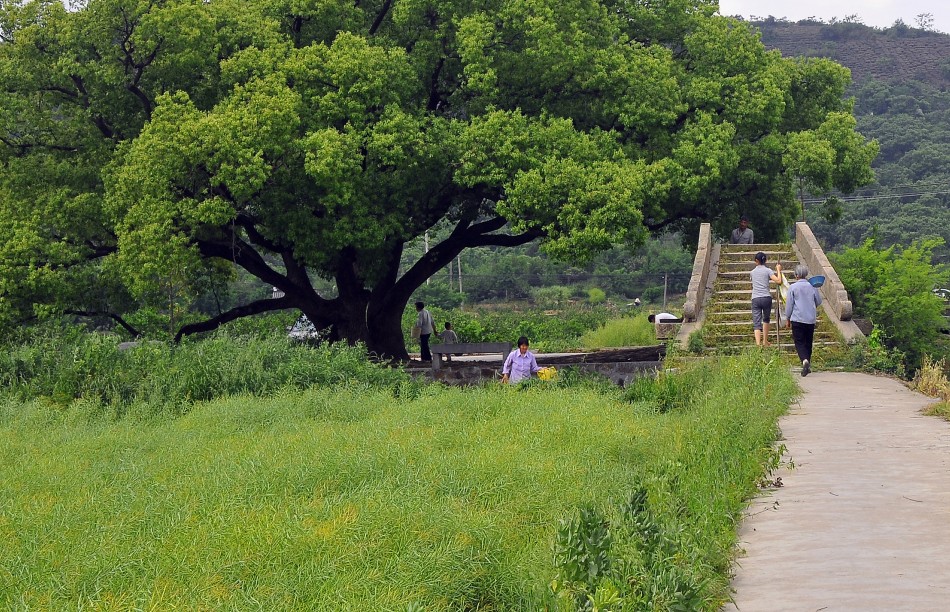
top-left (0, 0), bottom-right (876, 358)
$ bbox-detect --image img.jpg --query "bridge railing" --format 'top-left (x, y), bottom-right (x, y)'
top-left (794, 222), bottom-right (852, 321)
top-left (683, 223), bottom-right (712, 322)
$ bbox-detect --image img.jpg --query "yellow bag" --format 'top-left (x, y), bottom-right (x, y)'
top-left (538, 367), bottom-right (557, 381)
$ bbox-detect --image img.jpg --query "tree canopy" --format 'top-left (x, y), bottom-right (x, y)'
top-left (0, 0), bottom-right (877, 357)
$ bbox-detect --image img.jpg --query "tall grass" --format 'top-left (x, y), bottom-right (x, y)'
top-left (0, 352), bottom-right (796, 609)
top-left (0, 329), bottom-right (407, 414)
top-left (579, 314), bottom-right (656, 349)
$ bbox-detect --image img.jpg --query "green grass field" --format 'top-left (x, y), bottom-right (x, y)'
top-left (0, 352), bottom-right (797, 610)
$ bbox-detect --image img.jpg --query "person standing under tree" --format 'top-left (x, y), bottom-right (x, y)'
top-left (751, 252), bottom-right (783, 346)
top-left (731, 215), bottom-right (754, 244)
top-left (785, 265), bottom-right (822, 376)
top-left (414, 301), bottom-right (435, 362)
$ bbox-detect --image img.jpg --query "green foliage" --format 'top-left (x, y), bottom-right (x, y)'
top-left (687, 329), bottom-right (706, 354)
top-left (553, 352), bottom-right (798, 609)
top-left (622, 360), bottom-right (717, 413)
top-left (410, 280), bottom-right (465, 310)
top-left (828, 327), bottom-right (908, 378)
top-left (405, 305), bottom-right (612, 352)
top-left (553, 506), bottom-right (614, 592)
top-left (580, 315), bottom-right (657, 349)
top-left (832, 238), bottom-right (949, 369)
top-left (586, 287), bottom-right (607, 305)
top-left (0, 328), bottom-right (406, 413)
top-left (0, 352), bottom-right (798, 610)
top-left (0, 0), bottom-right (875, 357)
top-left (533, 285), bottom-right (574, 309)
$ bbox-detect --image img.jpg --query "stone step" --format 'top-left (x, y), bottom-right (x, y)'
top-left (717, 270), bottom-right (795, 279)
top-left (705, 312), bottom-right (829, 323)
top-left (703, 341), bottom-right (840, 354)
top-left (719, 248), bottom-right (793, 258)
top-left (717, 261), bottom-right (796, 272)
top-left (714, 289), bottom-right (784, 298)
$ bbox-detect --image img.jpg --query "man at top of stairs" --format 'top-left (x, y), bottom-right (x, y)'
top-left (731, 215), bottom-right (754, 244)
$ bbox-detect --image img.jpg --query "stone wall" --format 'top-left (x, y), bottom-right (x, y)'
top-left (794, 222), bottom-right (852, 321)
top-left (413, 360), bottom-right (663, 387)
top-left (683, 223), bottom-right (712, 322)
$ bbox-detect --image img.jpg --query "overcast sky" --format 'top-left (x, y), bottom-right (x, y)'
top-left (717, 1), bottom-right (950, 33)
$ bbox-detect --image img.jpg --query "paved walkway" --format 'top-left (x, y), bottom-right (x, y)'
top-left (725, 371), bottom-right (950, 611)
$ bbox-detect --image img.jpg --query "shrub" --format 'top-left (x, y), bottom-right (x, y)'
top-left (586, 287), bottom-right (607, 305)
top-left (532, 286), bottom-right (573, 309)
top-left (832, 238), bottom-right (949, 370)
top-left (687, 329), bottom-right (706, 354)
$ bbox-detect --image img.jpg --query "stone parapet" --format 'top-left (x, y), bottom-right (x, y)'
top-left (794, 222), bottom-right (852, 321)
top-left (683, 223), bottom-right (712, 321)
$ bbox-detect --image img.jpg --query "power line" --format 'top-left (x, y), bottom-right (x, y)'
top-left (802, 189), bottom-right (950, 204)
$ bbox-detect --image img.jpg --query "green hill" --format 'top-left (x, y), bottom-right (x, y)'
top-left (746, 18), bottom-right (950, 262)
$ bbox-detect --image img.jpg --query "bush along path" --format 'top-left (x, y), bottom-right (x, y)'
top-left (726, 371), bottom-right (950, 610)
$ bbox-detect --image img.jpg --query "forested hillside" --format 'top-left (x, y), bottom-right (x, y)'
top-left (750, 18), bottom-right (950, 262)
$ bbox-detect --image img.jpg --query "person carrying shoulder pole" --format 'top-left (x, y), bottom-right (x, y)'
top-left (751, 252), bottom-right (783, 347)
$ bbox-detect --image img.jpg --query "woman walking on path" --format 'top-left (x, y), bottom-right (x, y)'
top-left (750, 252), bottom-right (783, 346)
top-left (785, 264), bottom-right (822, 376)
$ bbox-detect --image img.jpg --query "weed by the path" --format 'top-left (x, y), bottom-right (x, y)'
top-left (914, 355), bottom-right (950, 420)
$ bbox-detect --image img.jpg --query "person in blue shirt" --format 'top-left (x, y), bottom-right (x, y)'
top-left (785, 264), bottom-right (823, 376)
top-left (501, 336), bottom-right (541, 384)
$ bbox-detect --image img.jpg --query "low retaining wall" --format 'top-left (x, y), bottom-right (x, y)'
top-left (421, 360), bottom-right (663, 387)
top-left (407, 347), bottom-right (666, 387)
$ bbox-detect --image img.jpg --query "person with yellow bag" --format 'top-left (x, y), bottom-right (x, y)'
top-left (501, 336), bottom-right (541, 384)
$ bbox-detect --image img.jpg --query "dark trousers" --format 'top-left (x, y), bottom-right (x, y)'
top-left (420, 333), bottom-right (432, 361)
top-left (790, 321), bottom-right (816, 363)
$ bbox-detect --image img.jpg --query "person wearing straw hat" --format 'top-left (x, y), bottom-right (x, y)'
top-left (785, 264), bottom-right (823, 376)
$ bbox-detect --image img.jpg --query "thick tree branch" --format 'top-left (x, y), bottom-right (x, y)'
top-left (70, 75), bottom-right (116, 139)
top-left (197, 236), bottom-right (292, 291)
top-left (174, 296), bottom-right (293, 342)
top-left (0, 136), bottom-right (79, 153)
top-left (64, 309), bottom-right (142, 337)
top-left (368, 0), bottom-right (394, 35)
top-left (234, 213), bottom-right (283, 253)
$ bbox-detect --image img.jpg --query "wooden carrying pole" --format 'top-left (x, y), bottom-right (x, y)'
top-left (774, 260), bottom-right (783, 349)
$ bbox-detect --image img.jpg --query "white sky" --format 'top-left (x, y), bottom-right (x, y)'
top-left (718, 1), bottom-right (950, 33)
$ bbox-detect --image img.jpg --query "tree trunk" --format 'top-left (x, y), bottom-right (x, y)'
top-left (366, 306), bottom-right (410, 361)
top-left (302, 293), bottom-right (411, 362)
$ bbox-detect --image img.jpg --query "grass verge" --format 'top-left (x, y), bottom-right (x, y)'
top-left (0, 352), bottom-right (796, 610)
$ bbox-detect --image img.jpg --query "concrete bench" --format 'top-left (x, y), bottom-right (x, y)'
top-left (430, 342), bottom-right (512, 371)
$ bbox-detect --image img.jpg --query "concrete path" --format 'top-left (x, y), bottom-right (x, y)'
top-left (725, 371), bottom-right (950, 611)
